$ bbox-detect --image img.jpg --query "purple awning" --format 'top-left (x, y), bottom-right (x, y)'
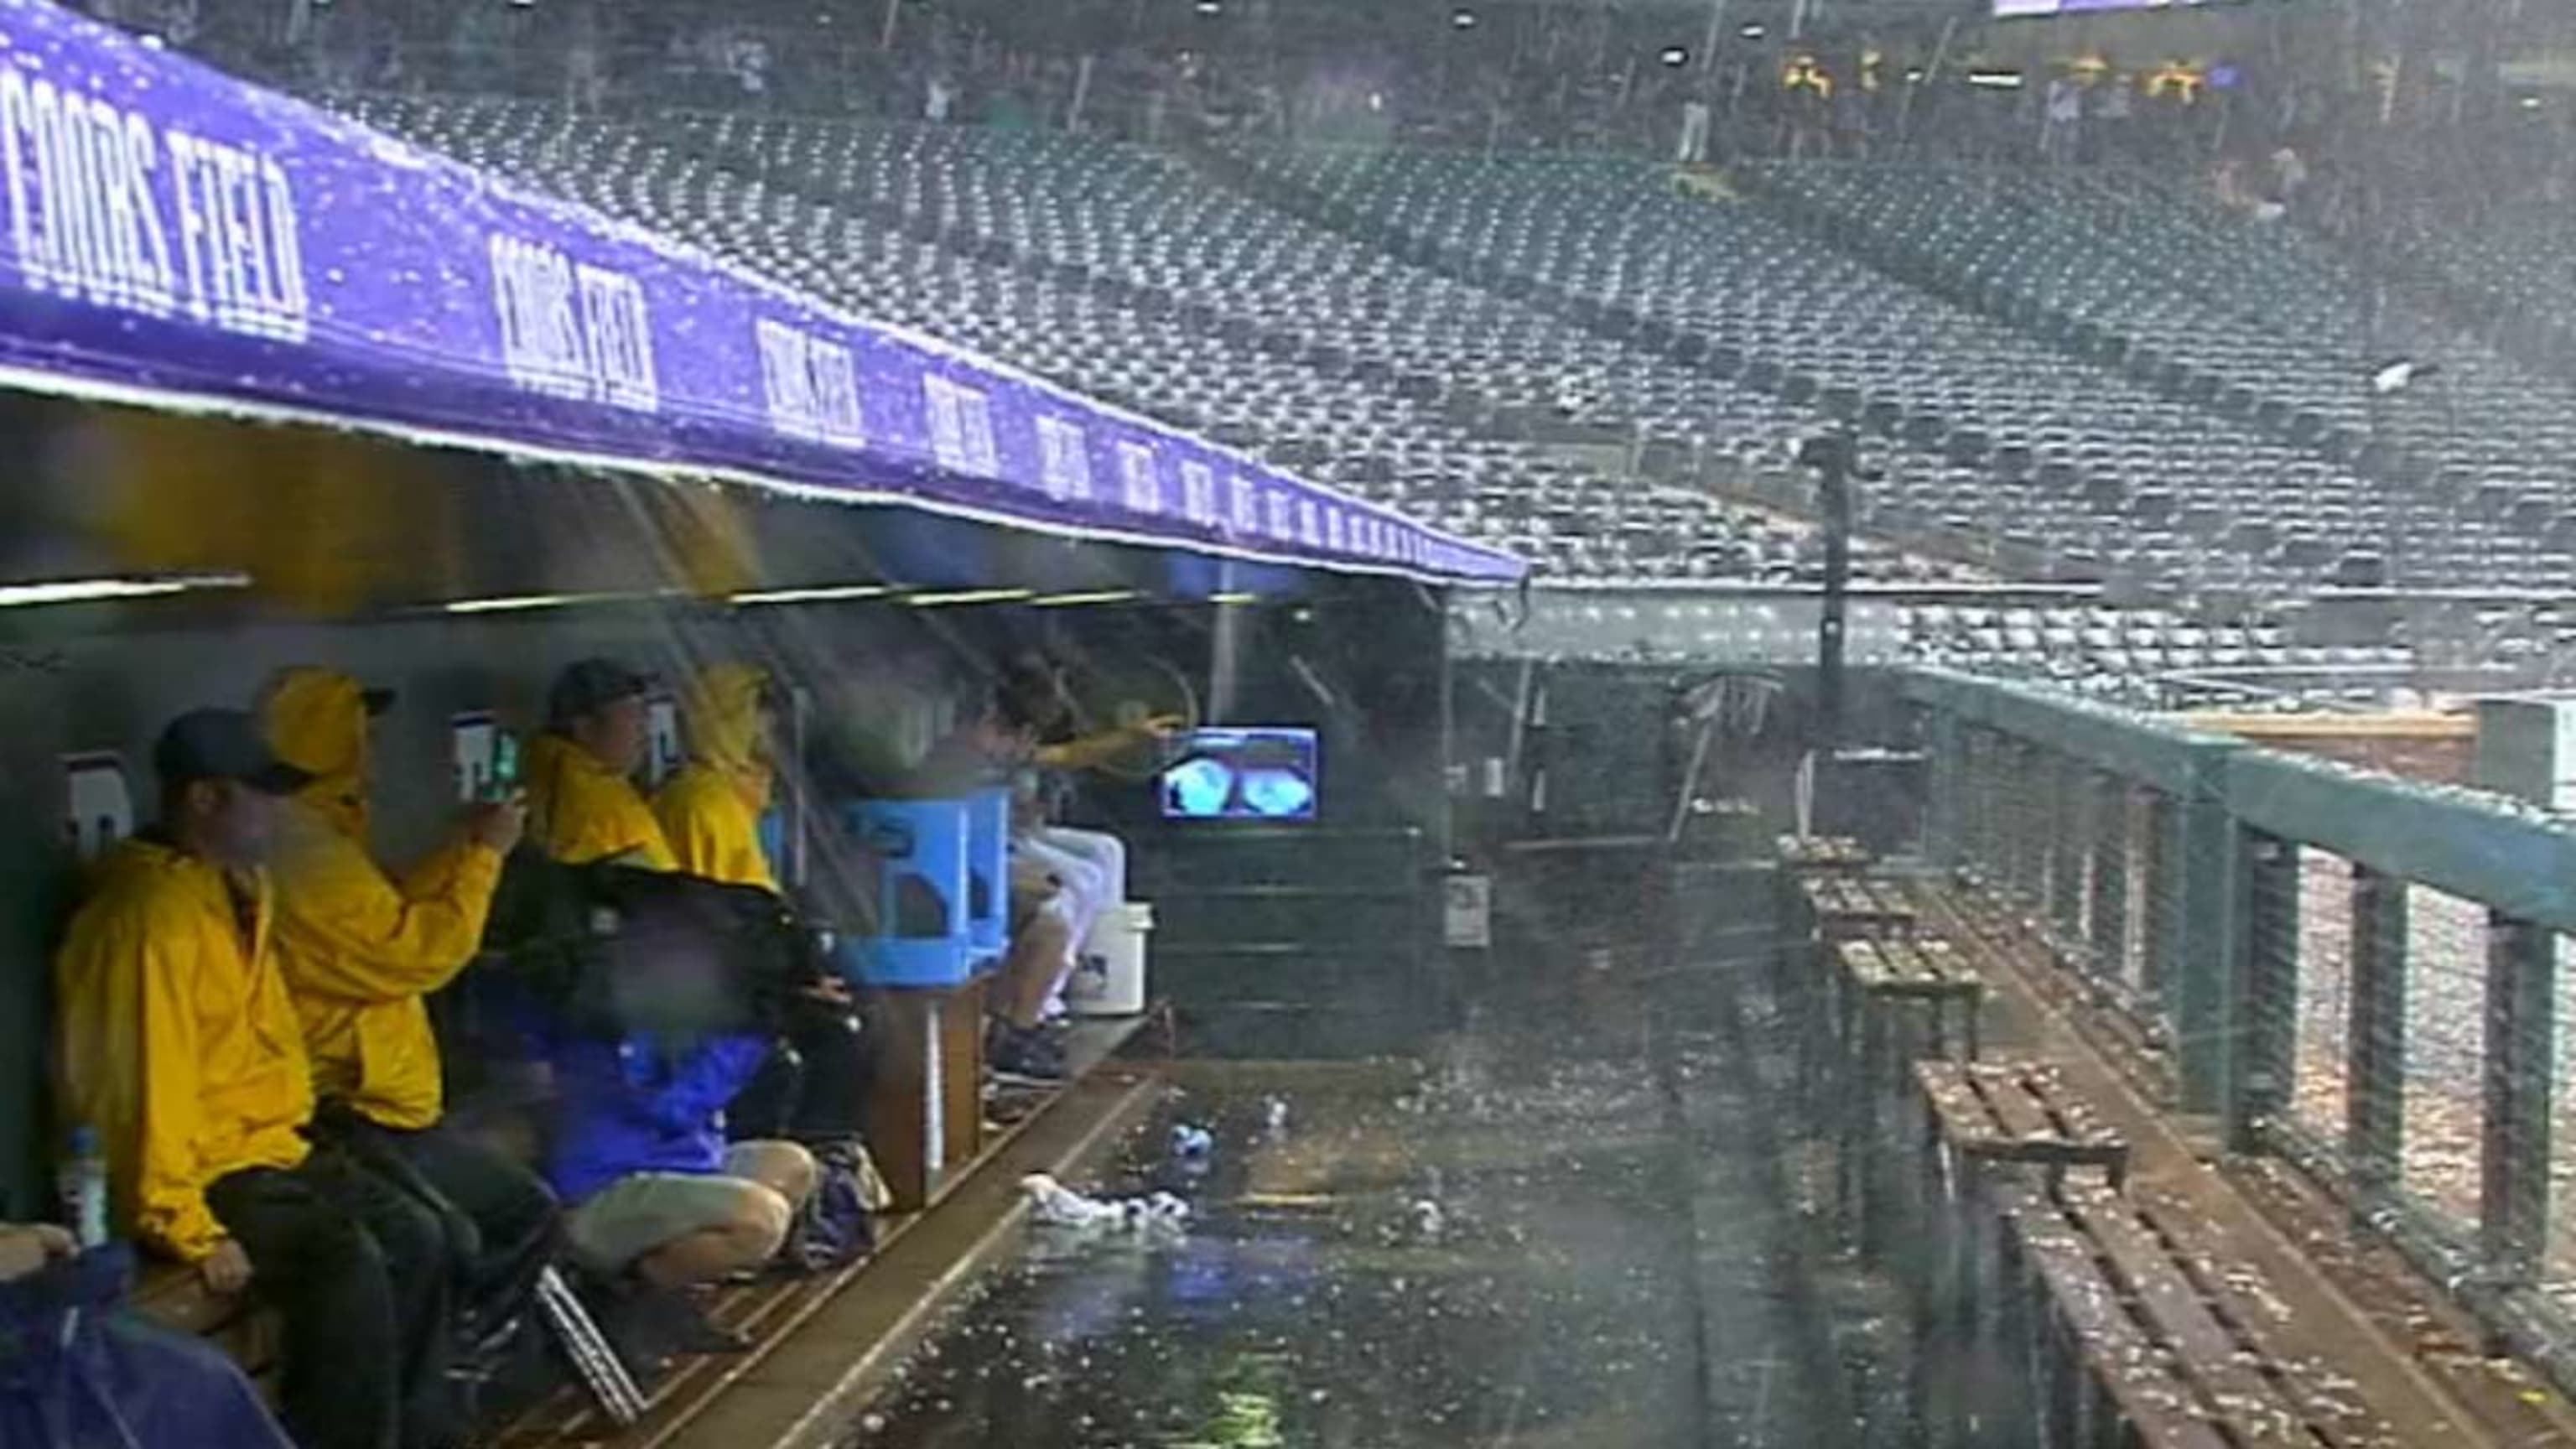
top-left (0, 0), bottom-right (1524, 584)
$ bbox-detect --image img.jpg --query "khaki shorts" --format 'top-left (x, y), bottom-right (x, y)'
top-left (564, 1142), bottom-right (800, 1273)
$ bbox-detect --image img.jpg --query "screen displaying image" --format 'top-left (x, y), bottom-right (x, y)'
top-left (1160, 727), bottom-right (1320, 821)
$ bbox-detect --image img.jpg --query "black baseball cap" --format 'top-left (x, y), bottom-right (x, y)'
top-left (360, 687), bottom-right (397, 717)
top-left (154, 709), bottom-right (314, 796)
top-left (548, 658), bottom-right (657, 725)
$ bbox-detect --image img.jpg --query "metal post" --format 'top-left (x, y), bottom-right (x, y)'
top-left (2481, 915), bottom-right (2555, 1283)
top-left (2049, 753), bottom-right (2085, 943)
top-left (1810, 434), bottom-right (1854, 754)
top-left (2346, 866), bottom-right (2407, 1200)
top-left (2229, 829), bottom-right (2294, 1145)
top-left (2172, 752), bottom-right (2239, 1119)
top-left (2088, 775), bottom-right (2127, 982)
top-left (1925, 708), bottom-right (1963, 869)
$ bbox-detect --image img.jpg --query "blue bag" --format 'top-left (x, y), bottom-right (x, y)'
top-left (786, 1143), bottom-right (880, 1273)
top-left (0, 1244), bottom-right (293, 1449)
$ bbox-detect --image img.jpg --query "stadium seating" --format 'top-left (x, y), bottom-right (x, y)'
top-left (1223, 145), bottom-right (2527, 592)
top-left (1743, 164), bottom-right (2576, 589)
top-left (346, 96), bottom-right (1960, 587)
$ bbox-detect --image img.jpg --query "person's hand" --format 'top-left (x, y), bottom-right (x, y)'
top-left (0, 1223), bottom-right (75, 1283)
top-left (464, 796), bottom-right (529, 855)
top-left (200, 1239), bottom-right (254, 1296)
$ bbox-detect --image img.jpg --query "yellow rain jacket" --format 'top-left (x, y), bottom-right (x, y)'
top-left (54, 838), bottom-right (314, 1262)
top-left (526, 732), bottom-right (679, 870)
top-left (654, 663), bottom-right (779, 892)
top-left (262, 669), bottom-right (504, 1130)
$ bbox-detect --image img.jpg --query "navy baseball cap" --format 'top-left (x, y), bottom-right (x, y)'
top-left (548, 658), bottom-right (657, 725)
top-left (154, 709), bottom-right (314, 796)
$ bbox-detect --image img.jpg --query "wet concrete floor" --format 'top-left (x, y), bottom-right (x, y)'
top-left (851, 963), bottom-right (1887, 1448)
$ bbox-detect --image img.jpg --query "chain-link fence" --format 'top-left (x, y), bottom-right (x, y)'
top-left (1931, 707), bottom-right (2188, 1069)
top-left (1907, 667), bottom-right (2576, 1384)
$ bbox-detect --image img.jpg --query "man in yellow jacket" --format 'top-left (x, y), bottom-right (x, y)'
top-left (652, 662), bottom-right (780, 891)
top-left (258, 667), bottom-right (560, 1351)
top-left (55, 709), bottom-right (458, 1449)
top-left (526, 658), bottom-right (680, 870)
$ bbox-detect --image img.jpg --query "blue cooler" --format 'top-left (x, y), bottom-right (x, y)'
top-left (833, 798), bottom-right (976, 987)
top-left (963, 787), bottom-right (1011, 964)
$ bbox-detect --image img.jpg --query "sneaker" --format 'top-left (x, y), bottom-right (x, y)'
top-left (989, 1024), bottom-right (1068, 1085)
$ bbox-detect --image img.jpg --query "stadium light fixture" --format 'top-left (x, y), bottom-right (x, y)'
top-left (1452, 8), bottom-right (1478, 29)
top-left (1966, 70), bottom-right (2026, 89)
top-left (442, 589), bottom-right (678, 615)
top-left (1659, 45), bottom-right (1690, 67)
top-left (0, 572), bottom-right (249, 610)
top-left (1195, 0), bottom-right (1222, 13)
top-left (1208, 591), bottom-right (1261, 605)
top-left (904, 587), bottom-right (1037, 608)
top-left (728, 583), bottom-right (897, 606)
top-left (1030, 589), bottom-right (1143, 608)
top-left (1738, 22), bottom-right (1766, 39)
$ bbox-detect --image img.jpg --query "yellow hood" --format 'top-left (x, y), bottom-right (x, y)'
top-left (683, 662), bottom-right (773, 782)
top-left (259, 667), bottom-right (372, 837)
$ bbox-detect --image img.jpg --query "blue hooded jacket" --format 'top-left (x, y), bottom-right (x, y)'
top-left (531, 1025), bottom-right (775, 1204)
top-left (0, 1244), bottom-right (294, 1449)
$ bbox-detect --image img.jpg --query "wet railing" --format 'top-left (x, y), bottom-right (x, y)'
top-left (1902, 665), bottom-right (2576, 1385)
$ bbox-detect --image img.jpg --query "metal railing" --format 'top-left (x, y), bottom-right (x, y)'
top-left (1903, 665), bottom-right (2576, 1387)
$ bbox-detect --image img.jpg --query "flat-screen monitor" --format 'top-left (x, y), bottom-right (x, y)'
top-left (1160, 727), bottom-right (1320, 821)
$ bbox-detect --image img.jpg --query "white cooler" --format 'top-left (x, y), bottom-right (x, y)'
top-left (1068, 902), bottom-right (1155, 1017)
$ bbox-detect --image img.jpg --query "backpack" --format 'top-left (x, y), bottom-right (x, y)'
top-left (785, 1141), bottom-right (887, 1272)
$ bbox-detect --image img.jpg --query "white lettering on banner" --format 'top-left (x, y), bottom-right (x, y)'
top-left (489, 235), bottom-right (657, 411)
top-left (1324, 507), bottom-right (1345, 552)
top-left (922, 375), bottom-right (998, 475)
top-left (1178, 461), bottom-right (1218, 529)
top-left (1228, 475), bottom-right (1259, 538)
top-left (1297, 499), bottom-right (1322, 547)
top-left (0, 65), bottom-right (311, 340)
top-left (958, 387), bottom-right (998, 476)
top-left (578, 263), bottom-right (657, 411)
top-left (923, 375), bottom-right (965, 469)
top-left (1116, 442), bottom-right (1161, 515)
top-left (756, 318), bottom-right (864, 446)
top-left (1264, 489), bottom-right (1294, 541)
top-left (1035, 416), bottom-right (1092, 501)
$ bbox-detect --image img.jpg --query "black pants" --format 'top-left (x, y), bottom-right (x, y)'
top-left (205, 1149), bottom-right (456, 1449)
top-left (367, 1119), bottom-right (559, 1346)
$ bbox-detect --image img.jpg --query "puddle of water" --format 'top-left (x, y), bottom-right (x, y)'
top-left (852, 1042), bottom-right (1707, 1449)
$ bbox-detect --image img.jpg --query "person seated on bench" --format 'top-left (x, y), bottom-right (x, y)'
top-left (906, 667), bottom-right (1171, 1083)
top-left (0, 1222), bottom-right (293, 1449)
top-left (653, 662), bottom-right (865, 1144)
top-left (54, 709), bottom-right (459, 1449)
top-left (525, 658), bottom-right (678, 870)
top-left (522, 1001), bottom-right (818, 1350)
top-left (257, 668), bottom-right (560, 1353)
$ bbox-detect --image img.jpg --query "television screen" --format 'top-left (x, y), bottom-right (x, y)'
top-left (1160, 727), bottom-right (1320, 821)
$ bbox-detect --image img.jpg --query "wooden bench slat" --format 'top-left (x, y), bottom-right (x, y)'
top-left (2004, 1189), bottom-right (2236, 1449)
top-left (2127, 1186), bottom-right (2406, 1448)
top-left (1918, 1060), bottom-right (2131, 1181)
top-left (2061, 1187), bottom-right (2316, 1445)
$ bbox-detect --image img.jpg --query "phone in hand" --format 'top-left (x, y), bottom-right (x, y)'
top-left (485, 732), bottom-right (522, 802)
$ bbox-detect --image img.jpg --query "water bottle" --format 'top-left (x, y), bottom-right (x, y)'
top-left (60, 1124), bottom-right (108, 1249)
